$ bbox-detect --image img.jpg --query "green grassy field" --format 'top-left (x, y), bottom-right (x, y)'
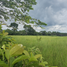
top-left (11, 35), bottom-right (67, 67)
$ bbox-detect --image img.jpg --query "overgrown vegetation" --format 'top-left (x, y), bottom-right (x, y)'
top-left (0, 0), bottom-right (65, 67)
top-left (0, 25), bottom-right (57, 67)
top-left (11, 35), bottom-right (67, 67)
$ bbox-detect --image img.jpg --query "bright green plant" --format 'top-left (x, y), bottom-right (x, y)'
top-left (0, 43), bottom-right (49, 67)
top-left (0, 31), bottom-right (15, 46)
top-left (0, 25), bottom-right (15, 47)
top-left (0, 43), bottom-right (58, 67)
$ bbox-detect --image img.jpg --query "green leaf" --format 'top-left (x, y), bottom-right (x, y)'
top-left (34, 54), bottom-right (42, 59)
top-left (30, 21), bottom-right (34, 24)
top-left (27, 10), bottom-right (29, 12)
top-left (10, 44), bottom-right (24, 57)
top-left (0, 49), bottom-right (2, 55)
top-left (5, 49), bottom-right (10, 60)
top-left (44, 61), bottom-right (48, 65)
top-left (2, 45), bottom-right (5, 51)
top-left (12, 55), bottom-right (29, 65)
top-left (1, 49), bottom-right (5, 60)
top-left (39, 61), bottom-right (48, 67)
top-left (29, 52), bottom-right (38, 62)
top-left (0, 59), bottom-right (8, 67)
top-left (23, 50), bottom-right (30, 57)
top-left (9, 57), bottom-right (15, 67)
top-left (39, 61), bottom-right (45, 67)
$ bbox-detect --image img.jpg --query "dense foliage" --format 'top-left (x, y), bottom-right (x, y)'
top-left (0, 0), bottom-right (37, 20)
top-left (0, 25), bottom-right (57, 67)
top-left (0, 0), bottom-right (47, 27)
top-left (5, 28), bottom-right (67, 36)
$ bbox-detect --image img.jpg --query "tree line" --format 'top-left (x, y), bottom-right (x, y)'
top-left (4, 23), bottom-right (67, 36)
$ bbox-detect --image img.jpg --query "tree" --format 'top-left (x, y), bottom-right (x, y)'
top-left (5, 29), bottom-right (13, 35)
top-left (0, 0), bottom-right (47, 27)
top-left (40, 31), bottom-right (47, 35)
top-left (19, 30), bottom-right (27, 35)
top-left (47, 31), bottom-right (51, 36)
top-left (0, 0), bottom-right (36, 20)
top-left (10, 22), bottom-right (18, 31)
top-left (51, 31), bottom-right (57, 36)
top-left (24, 24), bottom-right (36, 35)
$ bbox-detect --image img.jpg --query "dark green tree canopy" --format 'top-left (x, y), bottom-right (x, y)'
top-left (24, 24), bottom-right (36, 35)
top-left (10, 22), bottom-right (18, 31)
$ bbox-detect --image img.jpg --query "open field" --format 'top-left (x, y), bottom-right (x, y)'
top-left (11, 35), bottom-right (67, 67)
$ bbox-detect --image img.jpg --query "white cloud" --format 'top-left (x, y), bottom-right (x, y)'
top-left (18, 24), bottom-right (24, 30)
top-left (33, 26), bottom-right (42, 32)
top-left (45, 25), bottom-right (67, 33)
top-left (2, 25), bottom-right (8, 30)
top-left (1, 0), bottom-right (67, 33)
top-left (29, 0), bottom-right (67, 33)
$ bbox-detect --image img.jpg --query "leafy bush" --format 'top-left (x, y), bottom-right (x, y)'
top-left (0, 30), bottom-right (15, 47)
top-left (0, 43), bottom-right (50, 67)
top-left (0, 25), bottom-right (15, 47)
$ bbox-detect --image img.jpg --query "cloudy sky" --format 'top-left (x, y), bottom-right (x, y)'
top-left (2, 0), bottom-right (67, 33)
top-left (29, 0), bottom-right (67, 33)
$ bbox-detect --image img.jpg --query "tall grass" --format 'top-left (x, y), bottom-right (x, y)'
top-left (11, 35), bottom-right (67, 67)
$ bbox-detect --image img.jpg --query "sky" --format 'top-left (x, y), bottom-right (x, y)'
top-left (28, 0), bottom-right (67, 33)
top-left (2, 0), bottom-right (67, 33)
